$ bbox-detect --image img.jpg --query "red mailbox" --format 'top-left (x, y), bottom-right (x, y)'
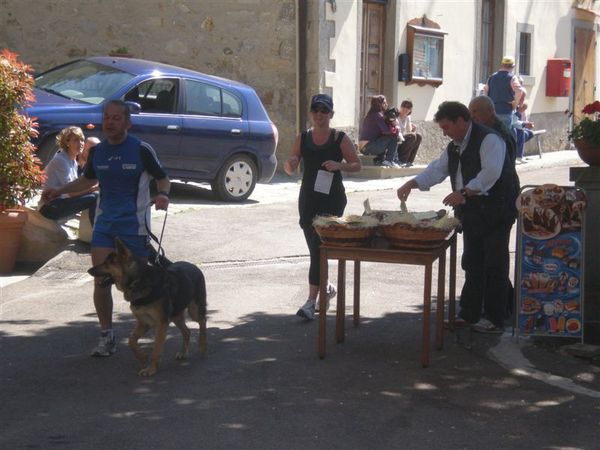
top-left (546, 58), bottom-right (571, 97)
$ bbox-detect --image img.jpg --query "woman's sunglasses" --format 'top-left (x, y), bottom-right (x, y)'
top-left (311, 106), bottom-right (330, 114)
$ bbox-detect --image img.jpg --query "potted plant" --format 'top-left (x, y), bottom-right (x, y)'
top-left (569, 100), bottom-right (600, 166)
top-left (0, 49), bottom-right (45, 273)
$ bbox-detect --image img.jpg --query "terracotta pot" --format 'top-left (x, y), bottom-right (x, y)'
top-left (0, 209), bottom-right (27, 273)
top-left (574, 139), bottom-right (600, 166)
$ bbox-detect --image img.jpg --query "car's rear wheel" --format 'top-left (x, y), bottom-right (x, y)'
top-left (212, 154), bottom-right (257, 202)
top-left (36, 136), bottom-right (59, 166)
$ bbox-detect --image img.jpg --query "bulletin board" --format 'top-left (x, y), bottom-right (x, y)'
top-left (515, 184), bottom-right (587, 339)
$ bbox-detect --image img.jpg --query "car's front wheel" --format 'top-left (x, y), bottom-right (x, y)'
top-left (212, 154), bottom-right (257, 202)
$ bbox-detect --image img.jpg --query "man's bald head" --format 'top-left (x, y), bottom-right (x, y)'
top-left (468, 95), bottom-right (496, 127)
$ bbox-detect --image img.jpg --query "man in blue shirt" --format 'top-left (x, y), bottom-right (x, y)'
top-left (42, 100), bottom-right (171, 356)
top-left (484, 56), bottom-right (526, 129)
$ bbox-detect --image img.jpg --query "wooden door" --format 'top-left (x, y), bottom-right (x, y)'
top-left (360, 2), bottom-right (385, 119)
top-left (479, 0), bottom-right (495, 83)
top-left (574, 27), bottom-right (595, 117)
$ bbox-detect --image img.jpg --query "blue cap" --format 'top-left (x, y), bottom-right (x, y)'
top-left (311, 93), bottom-right (333, 112)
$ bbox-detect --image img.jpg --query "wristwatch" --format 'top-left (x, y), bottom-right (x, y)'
top-left (158, 191), bottom-right (170, 198)
top-left (459, 188), bottom-right (468, 198)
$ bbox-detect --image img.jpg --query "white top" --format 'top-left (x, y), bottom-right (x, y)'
top-left (398, 115), bottom-right (412, 134)
top-left (414, 122), bottom-right (506, 195)
top-left (39, 150), bottom-right (78, 206)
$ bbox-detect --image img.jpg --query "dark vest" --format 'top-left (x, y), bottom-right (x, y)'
top-left (487, 70), bottom-right (515, 115)
top-left (447, 122), bottom-right (520, 225)
top-left (491, 117), bottom-right (517, 164)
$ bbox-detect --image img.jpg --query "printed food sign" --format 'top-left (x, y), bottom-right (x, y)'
top-left (516, 184), bottom-right (586, 338)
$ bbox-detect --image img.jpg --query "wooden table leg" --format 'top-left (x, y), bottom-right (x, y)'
top-left (421, 263), bottom-right (432, 368)
top-left (435, 250), bottom-right (446, 350)
top-left (353, 260), bottom-right (360, 326)
top-left (336, 259), bottom-right (346, 343)
top-left (318, 249), bottom-right (328, 359)
top-left (449, 235), bottom-right (457, 331)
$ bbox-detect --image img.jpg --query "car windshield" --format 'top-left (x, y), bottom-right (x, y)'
top-left (35, 60), bottom-right (135, 105)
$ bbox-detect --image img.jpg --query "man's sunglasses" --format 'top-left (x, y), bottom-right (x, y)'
top-left (311, 106), bottom-right (330, 114)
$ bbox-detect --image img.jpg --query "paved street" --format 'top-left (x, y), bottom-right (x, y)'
top-left (2, 151), bottom-right (599, 449)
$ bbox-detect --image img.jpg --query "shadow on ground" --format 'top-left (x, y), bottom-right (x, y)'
top-left (2, 308), bottom-right (597, 450)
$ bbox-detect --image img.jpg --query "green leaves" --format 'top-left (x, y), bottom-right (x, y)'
top-left (0, 49), bottom-right (44, 211)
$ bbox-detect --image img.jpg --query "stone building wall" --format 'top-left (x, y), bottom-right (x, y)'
top-left (0, 0), bottom-right (297, 168)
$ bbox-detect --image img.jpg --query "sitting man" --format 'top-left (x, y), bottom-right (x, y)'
top-left (395, 99), bottom-right (422, 167)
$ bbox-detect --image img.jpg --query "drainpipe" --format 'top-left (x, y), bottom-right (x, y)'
top-left (297, 0), bottom-right (307, 135)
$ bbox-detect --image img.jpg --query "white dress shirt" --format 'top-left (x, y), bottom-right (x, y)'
top-left (414, 122), bottom-right (506, 195)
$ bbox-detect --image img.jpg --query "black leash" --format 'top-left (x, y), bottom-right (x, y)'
top-left (145, 201), bottom-right (170, 267)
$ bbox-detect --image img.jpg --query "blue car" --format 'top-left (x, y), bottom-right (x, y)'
top-left (27, 57), bottom-right (278, 201)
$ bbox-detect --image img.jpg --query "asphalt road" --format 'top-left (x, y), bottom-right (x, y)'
top-left (2, 151), bottom-right (599, 450)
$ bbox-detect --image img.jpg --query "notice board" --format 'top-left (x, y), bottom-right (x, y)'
top-left (515, 184), bottom-right (587, 339)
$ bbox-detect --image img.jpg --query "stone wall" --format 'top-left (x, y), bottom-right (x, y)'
top-left (0, 0), bottom-right (297, 169)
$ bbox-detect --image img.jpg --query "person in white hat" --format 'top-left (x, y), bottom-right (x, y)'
top-left (483, 56), bottom-right (526, 129)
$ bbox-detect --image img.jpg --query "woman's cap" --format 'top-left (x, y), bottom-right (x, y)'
top-left (311, 93), bottom-right (333, 112)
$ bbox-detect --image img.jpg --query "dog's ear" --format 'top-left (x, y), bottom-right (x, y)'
top-left (114, 238), bottom-right (133, 262)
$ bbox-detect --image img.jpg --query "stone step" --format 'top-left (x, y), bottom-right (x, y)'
top-left (343, 154), bottom-right (424, 179)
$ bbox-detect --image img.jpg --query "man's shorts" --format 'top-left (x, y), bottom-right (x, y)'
top-left (91, 230), bottom-right (151, 257)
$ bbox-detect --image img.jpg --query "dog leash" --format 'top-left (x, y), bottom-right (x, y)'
top-left (154, 207), bottom-right (168, 265)
top-left (145, 201), bottom-right (169, 266)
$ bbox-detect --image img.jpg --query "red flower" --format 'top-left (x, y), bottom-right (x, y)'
top-left (582, 101), bottom-right (600, 115)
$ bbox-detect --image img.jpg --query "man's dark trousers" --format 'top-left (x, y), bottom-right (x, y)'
top-left (458, 213), bottom-right (514, 327)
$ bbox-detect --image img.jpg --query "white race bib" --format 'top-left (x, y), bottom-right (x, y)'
top-left (314, 170), bottom-right (334, 194)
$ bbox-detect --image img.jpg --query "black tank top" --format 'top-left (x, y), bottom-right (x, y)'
top-left (298, 129), bottom-right (347, 227)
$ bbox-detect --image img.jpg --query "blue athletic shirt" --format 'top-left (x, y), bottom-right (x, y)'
top-left (84, 135), bottom-right (167, 235)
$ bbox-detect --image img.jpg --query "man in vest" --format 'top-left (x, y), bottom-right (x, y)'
top-left (396, 101), bottom-right (520, 333)
top-left (484, 56), bottom-right (526, 129)
top-left (468, 95), bottom-right (517, 164)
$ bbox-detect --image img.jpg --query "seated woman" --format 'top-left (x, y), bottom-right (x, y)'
top-left (395, 100), bottom-right (422, 167)
top-left (359, 95), bottom-right (399, 167)
top-left (38, 126), bottom-right (98, 224)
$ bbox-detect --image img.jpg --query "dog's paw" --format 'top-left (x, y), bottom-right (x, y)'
top-left (175, 351), bottom-right (188, 360)
top-left (138, 365), bottom-right (157, 377)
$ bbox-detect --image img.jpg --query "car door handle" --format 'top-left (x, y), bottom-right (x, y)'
top-left (230, 128), bottom-right (242, 134)
top-left (166, 125), bottom-right (180, 132)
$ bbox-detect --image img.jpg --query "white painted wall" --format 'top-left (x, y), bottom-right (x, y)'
top-left (390, 1), bottom-right (479, 121)
top-left (505, 0), bottom-right (573, 114)
top-left (388, 0), bottom-right (582, 119)
top-left (324, 0), bottom-right (360, 129)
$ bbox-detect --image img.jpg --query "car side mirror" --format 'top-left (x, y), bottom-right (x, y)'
top-left (125, 101), bottom-right (142, 114)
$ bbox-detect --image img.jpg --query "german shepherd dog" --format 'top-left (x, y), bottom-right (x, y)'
top-left (88, 238), bottom-right (207, 376)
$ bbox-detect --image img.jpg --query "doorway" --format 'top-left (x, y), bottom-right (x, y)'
top-left (476, 0), bottom-right (505, 86)
top-left (360, 1), bottom-right (385, 119)
top-left (573, 26), bottom-right (596, 118)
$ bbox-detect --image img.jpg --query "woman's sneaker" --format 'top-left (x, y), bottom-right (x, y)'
top-left (90, 334), bottom-right (117, 357)
top-left (296, 299), bottom-right (316, 320)
top-left (316, 283), bottom-right (337, 312)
